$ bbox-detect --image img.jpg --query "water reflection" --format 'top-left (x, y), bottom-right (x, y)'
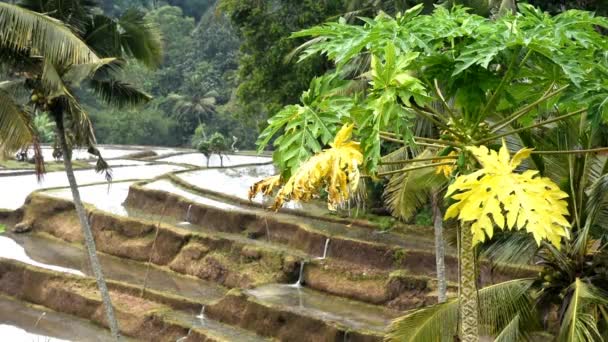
top-left (158, 153), bottom-right (270, 167)
top-left (47, 181), bottom-right (133, 216)
top-left (6, 233), bottom-right (227, 302)
top-left (0, 236), bottom-right (82, 275)
top-left (145, 180), bottom-right (239, 210)
top-left (246, 284), bottom-right (397, 333)
top-left (0, 164), bottom-right (183, 210)
top-left (166, 310), bottom-right (269, 342)
top-left (0, 295), bottom-right (118, 342)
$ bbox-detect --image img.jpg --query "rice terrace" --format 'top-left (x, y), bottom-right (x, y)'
top-left (0, 0), bottom-right (607, 341)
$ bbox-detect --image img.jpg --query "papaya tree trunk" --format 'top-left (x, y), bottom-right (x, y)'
top-left (56, 119), bottom-right (121, 340)
top-left (459, 223), bottom-right (479, 341)
top-left (431, 191), bottom-right (447, 303)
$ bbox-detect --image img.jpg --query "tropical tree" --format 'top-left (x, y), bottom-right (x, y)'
top-left (0, 1), bottom-right (162, 340)
top-left (20, 0), bottom-right (162, 68)
top-left (197, 132), bottom-right (231, 167)
top-left (389, 118), bottom-right (608, 340)
top-left (0, 2), bottom-right (99, 166)
top-left (165, 90), bottom-right (218, 139)
top-left (250, 4), bottom-right (608, 340)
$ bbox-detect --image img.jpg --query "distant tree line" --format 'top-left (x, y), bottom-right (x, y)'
top-left (16, 0), bottom-right (603, 149)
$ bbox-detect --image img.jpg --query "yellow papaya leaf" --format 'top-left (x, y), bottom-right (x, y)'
top-left (270, 124), bottom-right (363, 211)
top-left (248, 175), bottom-right (282, 201)
top-left (445, 141), bottom-right (571, 248)
top-left (435, 151), bottom-right (457, 178)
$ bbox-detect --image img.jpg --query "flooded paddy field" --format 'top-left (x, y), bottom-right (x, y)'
top-left (0, 148), bottom-right (464, 342)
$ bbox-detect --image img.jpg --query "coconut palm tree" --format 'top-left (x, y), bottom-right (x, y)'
top-left (0, 2), bottom-right (99, 167)
top-left (0, 2), bottom-right (162, 340)
top-left (163, 90), bottom-right (218, 143)
top-left (166, 90), bottom-right (218, 128)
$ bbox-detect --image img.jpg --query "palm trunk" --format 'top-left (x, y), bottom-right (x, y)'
top-left (459, 223), bottom-right (479, 341)
top-left (431, 191), bottom-right (447, 303)
top-left (56, 120), bottom-right (121, 341)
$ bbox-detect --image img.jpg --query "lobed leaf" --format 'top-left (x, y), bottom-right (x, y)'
top-left (445, 141), bottom-right (571, 247)
top-left (268, 124), bottom-right (363, 210)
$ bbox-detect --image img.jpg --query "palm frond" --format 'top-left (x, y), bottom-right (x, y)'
top-left (558, 279), bottom-right (608, 342)
top-left (42, 60), bottom-right (70, 98)
top-left (481, 232), bottom-right (539, 269)
top-left (0, 79), bottom-right (29, 102)
top-left (85, 14), bottom-right (122, 58)
top-left (533, 118), bottom-right (581, 184)
top-left (19, 0), bottom-right (97, 33)
top-left (90, 79), bottom-right (152, 108)
top-left (571, 173), bottom-right (608, 257)
top-left (118, 8), bottom-right (162, 69)
top-left (378, 146), bottom-right (410, 173)
top-left (0, 2), bottom-right (98, 65)
top-left (381, 149), bottom-right (446, 221)
top-left (55, 96), bottom-right (110, 180)
top-left (60, 95), bottom-right (95, 148)
top-left (0, 89), bottom-right (34, 156)
top-left (386, 279), bottom-right (535, 341)
top-left (587, 155), bottom-right (608, 188)
top-left (0, 80), bottom-right (25, 92)
top-left (539, 243), bottom-right (576, 277)
top-left (505, 129), bottom-right (545, 175)
top-left (63, 57), bottom-right (120, 86)
top-left (333, 78), bottom-right (369, 97)
top-left (494, 314), bottom-right (524, 342)
top-left (386, 294), bottom-right (458, 342)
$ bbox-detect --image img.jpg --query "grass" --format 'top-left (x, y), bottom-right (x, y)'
top-left (0, 159), bottom-right (90, 172)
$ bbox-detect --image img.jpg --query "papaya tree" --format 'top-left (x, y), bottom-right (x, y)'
top-left (388, 106), bottom-right (608, 340)
top-left (250, 4), bottom-right (608, 340)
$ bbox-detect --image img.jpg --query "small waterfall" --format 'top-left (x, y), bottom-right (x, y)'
top-left (34, 312), bottom-right (46, 328)
top-left (185, 204), bottom-right (193, 222)
top-left (317, 238), bottom-right (330, 260)
top-left (177, 305), bottom-right (204, 342)
top-left (264, 218), bottom-right (271, 243)
top-left (196, 305), bottom-right (205, 321)
top-left (292, 261), bottom-right (306, 287)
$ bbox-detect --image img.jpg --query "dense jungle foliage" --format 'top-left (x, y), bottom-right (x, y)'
top-left (6, 0), bottom-right (602, 150)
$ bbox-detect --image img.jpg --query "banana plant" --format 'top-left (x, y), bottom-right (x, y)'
top-left (252, 4), bottom-right (608, 340)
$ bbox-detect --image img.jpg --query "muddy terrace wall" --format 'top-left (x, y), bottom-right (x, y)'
top-left (126, 181), bottom-right (533, 281)
top-left (15, 192), bottom-right (445, 310)
top-left (17, 193), bottom-right (298, 289)
top-left (0, 258), bottom-right (209, 341)
top-left (0, 257), bottom-right (384, 341)
top-left (126, 182), bottom-right (454, 273)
